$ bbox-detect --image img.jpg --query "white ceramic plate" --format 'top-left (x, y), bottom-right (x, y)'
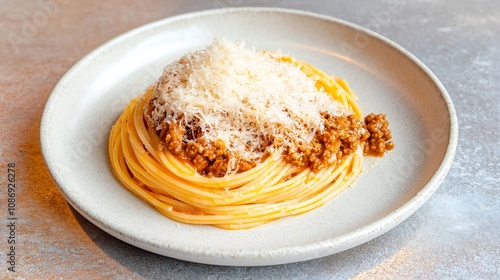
top-left (41, 8), bottom-right (457, 266)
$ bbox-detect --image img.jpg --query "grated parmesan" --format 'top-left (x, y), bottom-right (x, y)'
top-left (147, 39), bottom-right (347, 162)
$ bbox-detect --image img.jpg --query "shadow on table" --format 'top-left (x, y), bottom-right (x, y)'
top-left (70, 205), bottom-right (423, 280)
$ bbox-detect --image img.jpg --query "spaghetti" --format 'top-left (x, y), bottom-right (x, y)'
top-left (108, 40), bottom-right (393, 229)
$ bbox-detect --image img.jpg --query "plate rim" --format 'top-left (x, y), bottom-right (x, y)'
top-left (40, 7), bottom-right (458, 266)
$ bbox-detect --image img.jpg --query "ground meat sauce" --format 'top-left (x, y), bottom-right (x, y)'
top-left (363, 113), bottom-right (395, 156)
top-left (158, 121), bottom-right (257, 177)
top-left (148, 104), bottom-right (394, 178)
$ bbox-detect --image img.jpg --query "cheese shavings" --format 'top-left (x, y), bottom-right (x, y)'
top-left (147, 39), bottom-right (347, 167)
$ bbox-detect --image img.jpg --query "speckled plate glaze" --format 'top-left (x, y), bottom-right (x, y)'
top-left (41, 8), bottom-right (458, 266)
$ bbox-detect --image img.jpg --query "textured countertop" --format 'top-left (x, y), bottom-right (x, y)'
top-left (0, 0), bottom-right (498, 279)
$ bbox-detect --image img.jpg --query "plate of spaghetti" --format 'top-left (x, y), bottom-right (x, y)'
top-left (41, 8), bottom-right (457, 266)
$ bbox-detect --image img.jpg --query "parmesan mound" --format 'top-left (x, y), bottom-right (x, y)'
top-left (148, 39), bottom-right (346, 162)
